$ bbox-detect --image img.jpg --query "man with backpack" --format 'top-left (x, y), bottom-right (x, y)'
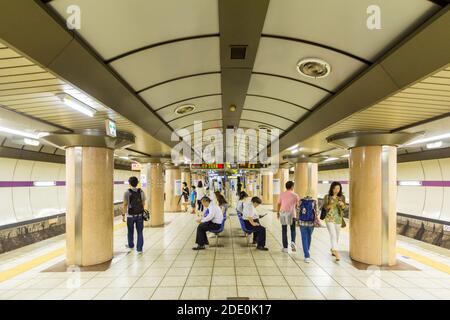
top-left (122, 176), bottom-right (146, 254)
top-left (298, 194), bottom-right (319, 263)
top-left (277, 181), bottom-right (300, 253)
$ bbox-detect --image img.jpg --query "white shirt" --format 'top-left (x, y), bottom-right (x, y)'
top-left (237, 199), bottom-right (249, 214)
top-left (201, 204), bottom-right (224, 224)
top-left (196, 187), bottom-right (205, 199)
top-left (242, 201), bottom-right (259, 220)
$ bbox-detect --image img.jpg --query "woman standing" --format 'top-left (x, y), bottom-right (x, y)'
top-left (181, 182), bottom-right (190, 212)
top-left (196, 181), bottom-right (206, 212)
top-left (322, 181), bottom-right (347, 261)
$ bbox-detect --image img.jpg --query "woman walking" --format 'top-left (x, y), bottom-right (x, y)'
top-left (322, 181), bottom-right (347, 261)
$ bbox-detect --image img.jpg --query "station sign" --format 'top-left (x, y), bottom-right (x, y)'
top-left (238, 163), bottom-right (271, 169)
top-left (105, 119), bottom-right (117, 137)
top-left (190, 163), bottom-right (224, 170)
top-left (131, 162), bottom-right (142, 171)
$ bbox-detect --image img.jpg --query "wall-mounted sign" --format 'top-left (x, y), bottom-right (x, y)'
top-left (174, 179), bottom-right (182, 196)
top-left (105, 119), bottom-right (117, 137)
top-left (238, 163), bottom-right (270, 169)
top-left (131, 162), bottom-right (142, 171)
top-left (273, 179), bottom-right (281, 195)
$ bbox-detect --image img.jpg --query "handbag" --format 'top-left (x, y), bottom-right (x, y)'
top-left (143, 209), bottom-right (150, 221)
top-left (319, 206), bottom-right (327, 220)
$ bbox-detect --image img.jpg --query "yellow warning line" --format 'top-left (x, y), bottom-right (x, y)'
top-left (0, 222), bottom-right (127, 283)
top-left (397, 247), bottom-right (450, 275)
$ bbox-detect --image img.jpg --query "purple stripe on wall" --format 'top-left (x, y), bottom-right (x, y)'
top-left (319, 180), bottom-right (450, 187)
top-left (0, 181), bottom-right (125, 187)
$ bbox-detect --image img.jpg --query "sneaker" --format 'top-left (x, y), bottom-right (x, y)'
top-left (137, 250), bottom-right (143, 254)
top-left (304, 257), bottom-right (311, 263)
top-left (192, 245), bottom-right (206, 251)
top-left (291, 242), bottom-right (296, 252)
top-left (256, 246), bottom-right (269, 251)
top-left (281, 248), bottom-right (288, 253)
top-left (125, 244), bottom-right (134, 249)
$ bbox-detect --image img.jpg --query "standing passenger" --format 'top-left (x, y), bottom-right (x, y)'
top-left (196, 181), bottom-right (205, 212)
top-left (190, 186), bottom-right (197, 214)
top-left (298, 193), bottom-right (318, 263)
top-left (122, 176), bottom-right (146, 254)
top-left (322, 181), bottom-right (347, 261)
top-left (242, 197), bottom-right (269, 251)
top-left (181, 182), bottom-right (190, 212)
top-left (192, 197), bottom-right (224, 250)
top-left (277, 181), bottom-right (300, 253)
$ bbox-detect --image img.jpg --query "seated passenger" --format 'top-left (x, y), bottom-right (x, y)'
top-left (242, 197), bottom-right (268, 251)
top-left (217, 194), bottom-right (228, 217)
top-left (236, 191), bottom-right (249, 215)
top-left (193, 197), bottom-right (224, 250)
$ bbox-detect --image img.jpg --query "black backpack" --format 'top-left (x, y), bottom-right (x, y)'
top-left (128, 188), bottom-right (144, 215)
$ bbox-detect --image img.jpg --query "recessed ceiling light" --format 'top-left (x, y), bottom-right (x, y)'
top-left (297, 58), bottom-right (331, 79)
top-left (426, 141), bottom-right (442, 149)
top-left (229, 104), bottom-right (237, 112)
top-left (257, 124), bottom-right (272, 131)
top-left (175, 104), bottom-right (195, 115)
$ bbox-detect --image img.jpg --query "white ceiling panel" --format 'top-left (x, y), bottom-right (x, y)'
top-left (254, 37), bottom-right (367, 92)
top-left (262, 0), bottom-right (439, 62)
top-left (169, 109), bottom-right (222, 129)
top-left (49, 0), bottom-right (219, 60)
top-left (140, 73), bottom-right (221, 110)
top-left (110, 37), bottom-right (220, 91)
top-left (241, 110), bottom-right (293, 130)
top-left (243, 95), bottom-right (308, 121)
top-left (157, 95), bottom-right (222, 123)
top-left (179, 120), bottom-right (223, 136)
top-left (247, 73), bottom-right (330, 109)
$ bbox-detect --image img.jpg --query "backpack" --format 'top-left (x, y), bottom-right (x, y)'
top-left (128, 188), bottom-right (144, 215)
top-left (299, 198), bottom-right (316, 222)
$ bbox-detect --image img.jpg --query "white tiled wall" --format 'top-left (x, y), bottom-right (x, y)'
top-left (318, 158), bottom-right (450, 222)
top-left (0, 157), bottom-right (133, 227)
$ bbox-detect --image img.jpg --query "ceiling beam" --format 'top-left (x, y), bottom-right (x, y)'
top-left (279, 6), bottom-right (450, 151)
top-left (219, 0), bottom-right (269, 131)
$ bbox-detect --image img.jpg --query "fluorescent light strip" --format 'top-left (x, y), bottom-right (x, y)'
top-left (33, 181), bottom-right (56, 187)
top-left (398, 181), bottom-right (422, 186)
top-left (407, 132), bottom-right (450, 146)
top-left (426, 141), bottom-right (442, 149)
top-left (0, 126), bottom-right (43, 139)
top-left (23, 138), bottom-right (40, 146)
top-left (324, 157), bottom-right (339, 162)
top-left (287, 144), bottom-right (299, 151)
top-left (57, 93), bottom-right (97, 117)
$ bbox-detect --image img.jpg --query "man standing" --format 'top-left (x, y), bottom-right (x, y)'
top-left (122, 176), bottom-right (146, 254)
top-left (193, 197), bottom-right (224, 250)
top-left (277, 181), bottom-right (300, 253)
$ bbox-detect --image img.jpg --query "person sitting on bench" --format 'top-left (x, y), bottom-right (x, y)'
top-left (192, 196), bottom-right (224, 250)
top-left (242, 196), bottom-right (269, 251)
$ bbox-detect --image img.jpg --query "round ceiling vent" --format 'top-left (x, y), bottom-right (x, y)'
top-left (296, 58), bottom-right (331, 79)
top-left (175, 104), bottom-right (195, 115)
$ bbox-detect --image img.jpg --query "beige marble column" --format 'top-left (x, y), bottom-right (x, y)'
top-left (294, 162), bottom-right (318, 199)
top-left (256, 173), bottom-right (262, 197)
top-left (164, 165), bottom-right (181, 212)
top-left (273, 167), bottom-right (289, 211)
top-left (349, 146), bottom-right (397, 266)
top-left (66, 147), bottom-right (114, 267)
top-left (149, 161), bottom-right (165, 227)
top-left (261, 171), bottom-right (273, 204)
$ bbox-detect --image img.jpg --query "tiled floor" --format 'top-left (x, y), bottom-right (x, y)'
top-left (0, 205), bottom-right (449, 300)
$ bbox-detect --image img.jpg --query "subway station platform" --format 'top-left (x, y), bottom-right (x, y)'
top-left (0, 206), bottom-right (449, 300)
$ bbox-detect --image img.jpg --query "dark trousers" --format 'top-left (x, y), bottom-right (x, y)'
top-left (300, 226), bottom-right (314, 258)
top-left (252, 219), bottom-right (260, 243)
top-left (127, 215), bottom-right (144, 251)
top-left (197, 200), bottom-right (204, 211)
top-left (282, 222), bottom-right (296, 249)
top-left (196, 221), bottom-right (221, 246)
top-left (244, 220), bottom-right (266, 247)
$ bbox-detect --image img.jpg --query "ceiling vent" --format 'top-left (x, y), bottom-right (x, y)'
top-left (230, 46), bottom-right (247, 59)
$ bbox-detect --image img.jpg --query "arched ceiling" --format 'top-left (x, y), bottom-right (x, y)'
top-left (0, 0), bottom-right (448, 163)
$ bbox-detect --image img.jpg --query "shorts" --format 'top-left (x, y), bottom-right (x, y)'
top-left (190, 201), bottom-right (196, 208)
top-left (280, 211), bottom-right (294, 226)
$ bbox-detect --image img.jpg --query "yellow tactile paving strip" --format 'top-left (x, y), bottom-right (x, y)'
top-left (0, 221), bottom-right (448, 285)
